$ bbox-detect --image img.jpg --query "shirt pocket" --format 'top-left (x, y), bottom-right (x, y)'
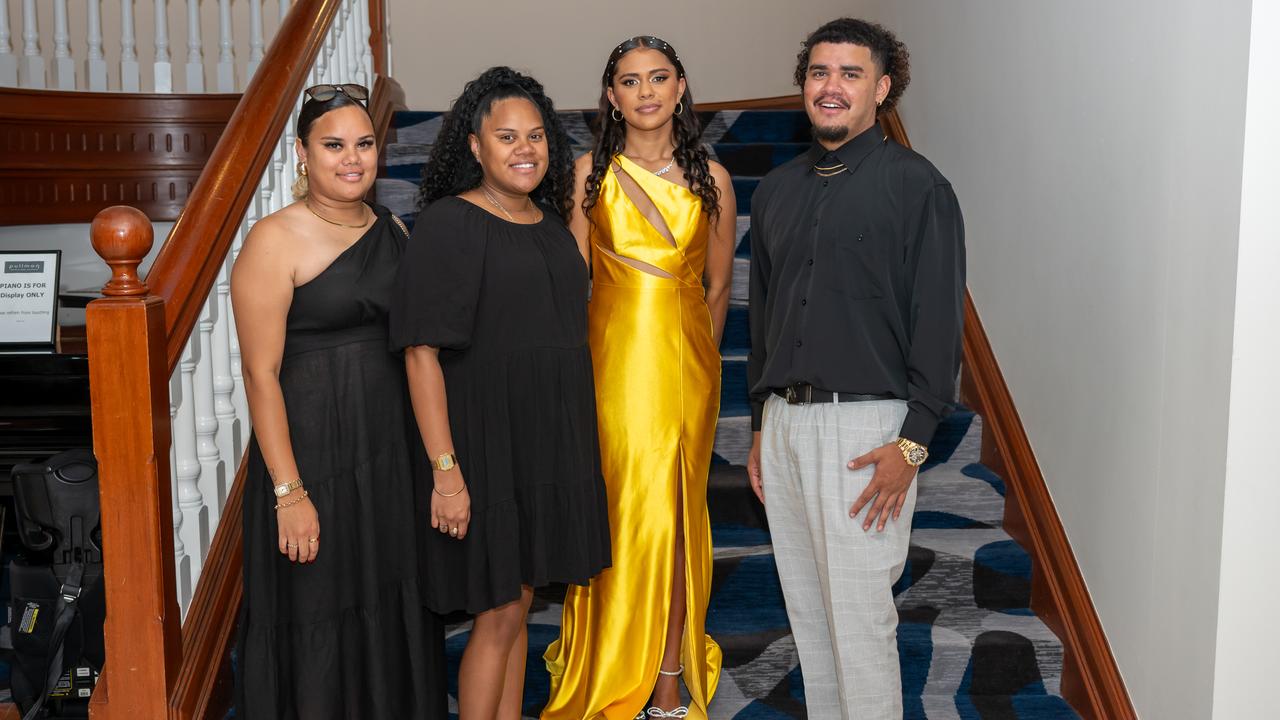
top-left (828, 231), bottom-right (885, 300)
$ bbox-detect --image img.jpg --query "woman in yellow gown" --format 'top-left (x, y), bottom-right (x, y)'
top-left (542, 36), bottom-right (736, 720)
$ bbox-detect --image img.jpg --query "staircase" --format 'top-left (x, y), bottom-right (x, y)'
top-left (378, 109), bottom-right (1081, 719)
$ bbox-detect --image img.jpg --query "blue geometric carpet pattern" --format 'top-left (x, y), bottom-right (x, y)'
top-left (379, 109), bottom-right (1079, 719)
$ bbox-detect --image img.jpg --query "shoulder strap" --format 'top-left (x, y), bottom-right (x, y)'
top-left (22, 563), bottom-right (84, 720)
top-left (390, 213), bottom-right (411, 240)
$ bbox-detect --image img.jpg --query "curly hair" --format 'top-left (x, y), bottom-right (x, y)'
top-left (583, 36), bottom-right (720, 225)
top-left (793, 18), bottom-right (911, 115)
top-left (417, 66), bottom-right (575, 222)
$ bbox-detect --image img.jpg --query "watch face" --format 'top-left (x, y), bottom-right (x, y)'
top-left (908, 446), bottom-right (927, 465)
top-left (436, 455), bottom-right (455, 471)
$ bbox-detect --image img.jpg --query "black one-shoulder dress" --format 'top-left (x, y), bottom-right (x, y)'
top-left (236, 204), bottom-right (447, 720)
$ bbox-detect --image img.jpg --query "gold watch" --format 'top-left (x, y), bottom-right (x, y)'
top-left (896, 438), bottom-right (928, 467)
top-left (431, 452), bottom-right (458, 472)
top-left (273, 478), bottom-right (304, 498)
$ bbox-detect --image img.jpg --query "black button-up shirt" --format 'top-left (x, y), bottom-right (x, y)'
top-left (747, 121), bottom-right (966, 445)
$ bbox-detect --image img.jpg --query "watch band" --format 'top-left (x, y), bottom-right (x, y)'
top-left (273, 478), bottom-right (304, 498)
top-left (432, 452), bottom-right (458, 472)
top-left (896, 438), bottom-right (929, 467)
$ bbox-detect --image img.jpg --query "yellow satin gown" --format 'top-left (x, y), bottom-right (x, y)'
top-left (543, 154), bottom-right (723, 719)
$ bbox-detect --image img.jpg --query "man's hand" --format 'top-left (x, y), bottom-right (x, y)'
top-left (747, 431), bottom-right (764, 505)
top-left (848, 442), bottom-right (917, 532)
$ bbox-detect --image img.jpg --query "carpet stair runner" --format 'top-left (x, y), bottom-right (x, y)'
top-left (378, 109), bottom-right (1079, 720)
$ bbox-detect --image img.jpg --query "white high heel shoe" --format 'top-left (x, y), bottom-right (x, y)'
top-left (643, 666), bottom-right (689, 718)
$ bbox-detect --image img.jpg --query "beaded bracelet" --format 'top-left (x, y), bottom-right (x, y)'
top-left (274, 489), bottom-right (309, 510)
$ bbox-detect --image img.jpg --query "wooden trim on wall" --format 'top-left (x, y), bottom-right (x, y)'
top-left (370, 75), bottom-right (408, 151)
top-left (959, 299), bottom-right (1136, 720)
top-left (873, 107), bottom-right (1136, 720)
top-left (0, 90), bottom-right (240, 224)
top-left (698, 94), bottom-right (803, 110)
top-left (369, 0), bottom-right (389, 78)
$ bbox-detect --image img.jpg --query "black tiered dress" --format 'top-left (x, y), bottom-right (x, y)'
top-left (390, 196), bottom-right (611, 614)
top-left (236, 204), bottom-right (447, 720)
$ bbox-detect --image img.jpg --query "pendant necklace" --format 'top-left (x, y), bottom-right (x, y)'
top-left (481, 184), bottom-right (535, 222)
top-left (305, 200), bottom-right (370, 229)
top-left (626, 153), bottom-right (676, 177)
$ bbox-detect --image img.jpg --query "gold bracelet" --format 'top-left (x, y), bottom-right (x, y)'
top-left (274, 489), bottom-right (309, 510)
top-left (433, 483), bottom-right (466, 498)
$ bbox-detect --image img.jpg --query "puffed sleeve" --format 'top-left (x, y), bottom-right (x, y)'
top-left (389, 198), bottom-right (487, 351)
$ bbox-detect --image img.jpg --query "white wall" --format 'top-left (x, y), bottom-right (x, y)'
top-left (388, 0), bottom-right (859, 109)
top-left (1213, 1), bottom-right (1280, 716)
top-left (863, 1), bottom-right (1252, 717)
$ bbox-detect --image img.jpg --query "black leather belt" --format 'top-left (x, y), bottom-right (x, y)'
top-left (772, 383), bottom-right (896, 405)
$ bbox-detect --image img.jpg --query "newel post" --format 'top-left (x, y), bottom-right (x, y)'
top-left (86, 206), bottom-right (182, 720)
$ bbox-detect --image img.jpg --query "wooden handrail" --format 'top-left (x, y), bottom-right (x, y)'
top-left (146, 0), bottom-right (344, 375)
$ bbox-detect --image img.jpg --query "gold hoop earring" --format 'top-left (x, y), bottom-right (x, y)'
top-left (611, 107), bottom-right (624, 122)
top-left (674, 101), bottom-right (684, 116)
top-left (296, 160), bottom-right (308, 177)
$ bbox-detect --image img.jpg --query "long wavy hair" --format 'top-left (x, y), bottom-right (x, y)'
top-left (583, 36), bottom-right (720, 225)
top-left (417, 66), bottom-right (575, 222)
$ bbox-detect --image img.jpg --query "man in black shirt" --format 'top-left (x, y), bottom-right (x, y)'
top-left (746, 18), bottom-right (965, 718)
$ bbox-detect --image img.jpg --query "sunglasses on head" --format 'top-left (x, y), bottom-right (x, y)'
top-left (304, 83), bottom-right (369, 103)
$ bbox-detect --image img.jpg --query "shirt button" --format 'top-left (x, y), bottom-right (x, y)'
top-left (800, 298), bottom-right (807, 306)
top-left (795, 340), bottom-right (803, 348)
top-left (807, 258), bottom-right (814, 266)
top-left (822, 180), bottom-right (829, 187)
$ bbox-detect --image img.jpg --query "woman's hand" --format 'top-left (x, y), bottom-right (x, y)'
top-left (431, 471), bottom-right (471, 540)
top-left (277, 491), bottom-right (320, 563)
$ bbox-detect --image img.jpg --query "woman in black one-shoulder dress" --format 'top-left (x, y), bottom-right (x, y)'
top-left (231, 85), bottom-right (446, 719)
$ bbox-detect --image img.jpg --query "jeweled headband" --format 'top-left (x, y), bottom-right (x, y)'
top-left (604, 36), bottom-right (684, 79)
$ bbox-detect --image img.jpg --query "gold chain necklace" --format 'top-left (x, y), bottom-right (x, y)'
top-left (481, 184), bottom-right (536, 222)
top-left (305, 200), bottom-right (371, 229)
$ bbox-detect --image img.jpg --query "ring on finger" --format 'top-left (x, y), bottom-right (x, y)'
top-left (287, 542), bottom-right (298, 548)
top-left (450, 527), bottom-right (458, 536)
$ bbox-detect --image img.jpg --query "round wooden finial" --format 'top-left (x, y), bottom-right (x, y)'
top-left (91, 205), bottom-right (154, 297)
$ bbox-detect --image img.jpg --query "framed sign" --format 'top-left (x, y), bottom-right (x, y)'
top-left (1, 251), bottom-right (61, 346)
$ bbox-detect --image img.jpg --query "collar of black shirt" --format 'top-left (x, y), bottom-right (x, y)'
top-left (805, 121), bottom-right (888, 175)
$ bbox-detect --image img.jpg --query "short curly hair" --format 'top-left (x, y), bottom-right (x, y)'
top-left (417, 66), bottom-right (574, 222)
top-left (793, 18), bottom-right (911, 115)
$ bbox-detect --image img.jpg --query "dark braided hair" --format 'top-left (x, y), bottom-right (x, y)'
top-left (417, 66), bottom-right (575, 222)
top-left (794, 18), bottom-right (911, 116)
top-left (583, 37), bottom-right (720, 225)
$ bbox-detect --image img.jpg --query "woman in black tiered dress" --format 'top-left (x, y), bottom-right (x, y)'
top-left (232, 86), bottom-right (446, 719)
top-left (391, 67), bottom-right (611, 719)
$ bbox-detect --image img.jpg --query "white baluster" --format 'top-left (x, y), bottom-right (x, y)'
top-left (174, 339), bottom-right (209, 579)
top-left (383, 0), bottom-right (392, 76)
top-left (229, 211), bottom-right (254, 441)
top-left (52, 0), bottom-right (74, 89)
top-left (357, 0), bottom-right (372, 86)
top-left (184, 0), bottom-right (203, 92)
top-left (247, 0), bottom-right (263, 82)
top-left (169, 373), bottom-right (193, 613)
top-left (195, 293), bottom-right (228, 524)
top-left (338, 1), bottom-right (352, 84)
top-left (19, 0), bottom-right (42, 88)
top-left (84, 0), bottom-right (107, 91)
top-left (120, 0), bottom-right (140, 91)
top-left (216, 0), bottom-right (234, 91)
top-left (0, 0), bottom-right (17, 87)
top-left (154, 0), bottom-right (172, 93)
top-left (212, 252), bottom-right (242, 479)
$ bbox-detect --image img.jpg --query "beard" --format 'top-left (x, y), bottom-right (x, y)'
top-left (812, 123), bottom-right (850, 144)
